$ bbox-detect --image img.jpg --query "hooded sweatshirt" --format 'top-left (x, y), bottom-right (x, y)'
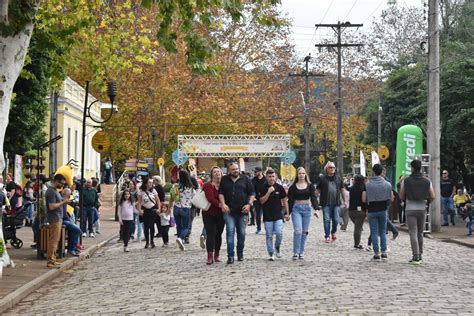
top-left (366, 176), bottom-right (392, 212)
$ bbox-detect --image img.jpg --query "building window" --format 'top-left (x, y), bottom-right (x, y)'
top-left (67, 128), bottom-right (71, 162)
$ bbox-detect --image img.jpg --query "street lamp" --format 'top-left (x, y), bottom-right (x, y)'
top-left (79, 80), bottom-right (117, 240)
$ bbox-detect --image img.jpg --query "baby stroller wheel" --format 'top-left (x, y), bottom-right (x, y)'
top-left (11, 238), bottom-right (23, 249)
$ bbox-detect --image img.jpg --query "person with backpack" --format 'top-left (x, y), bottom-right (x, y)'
top-left (104, 157), bottom-right (113, 184)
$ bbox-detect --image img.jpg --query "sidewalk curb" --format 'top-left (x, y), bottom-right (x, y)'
top-left (0, 233), bottom-right (117, 314)
top-left (397, 225), bottom-right (474, 248)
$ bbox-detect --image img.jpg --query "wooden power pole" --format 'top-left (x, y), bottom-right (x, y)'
top-left (315, 22), bottom-right (363, 177)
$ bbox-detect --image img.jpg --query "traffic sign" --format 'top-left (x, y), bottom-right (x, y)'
top-left (289, 150), bottom-right (297, 164)
top-left (378, 145), bottom-right (390, 161)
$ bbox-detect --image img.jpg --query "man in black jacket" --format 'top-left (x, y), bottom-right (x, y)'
top-left (317, 162), bottom-right (345, 243)
top-left (251, 167), bottom-right (266, 234)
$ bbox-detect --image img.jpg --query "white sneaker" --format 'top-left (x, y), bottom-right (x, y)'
top-left (365, 246), bottom-right (372, 252)
top-left (268, 254), bottom-right (275, 261)
top-left (199, 235), bottom-right (206, 249)
top-left (124, 247), bottom-right (129, 252)
top-left (176, 238), bottom-right (185, 251)
top-left (89, 233), bottom-right (95, 238)
top-left (275, 250), bottom-right (282, 258)
top-left (82, 233), bottom-right (87, 238)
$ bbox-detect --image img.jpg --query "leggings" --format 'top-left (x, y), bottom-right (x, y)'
top-left (143, 209), bottom-right (157, 244)
top-left (158, 225), bottom-right (170, 244)
top-left (202, 213), bottom-right (225, 252)
top-left (121, 220), bottom-right (134, 247)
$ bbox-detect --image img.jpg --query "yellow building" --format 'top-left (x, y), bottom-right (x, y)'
top-left (43, 77), bottom-right (103, 179)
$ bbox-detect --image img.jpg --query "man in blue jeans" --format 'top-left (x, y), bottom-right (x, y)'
top-left (259, 168), bottom-right (289, 260)
top-left (317, 161), bottom-right (345, 243)
top-left (440, 170), bottom-right (456, 226)
top-left (62, 188), bottom-right (82, 256)
top-left (364, 164), bottom-right (393, 262)
top-left (219, 162), bottom-right (255, 264)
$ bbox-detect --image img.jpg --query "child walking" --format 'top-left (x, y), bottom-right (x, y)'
top-left (158, 202), bottom-right (171, 246)
top-left (118, 189), bottom-right (136, 252)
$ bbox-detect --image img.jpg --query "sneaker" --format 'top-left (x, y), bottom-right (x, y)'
top-left (30, 243), bottom-right (37, 249)
top-left (298, 254), bottom-right (305, 260)
top-left (184, 237), bottom-right (190, 244)
top-left (381, 253), bottom-right (388, 261)
top-left (409, 256), bottom-right (422, 265)
top-left (324, 237), bottom-right (331, 243)
top-left (365, 246), bottom-right (372, 252)
top-left (176, 238), bottom-right (185, 251)
top-left (151, 243), bottom-right (156, 248)
top-left (76, 244), bottom-right (85, 251)
top-left (69, 250), bottom-right (80, 257)
top-left (353, 245), bottom-right (364, 250)
top-left (200, 235), bottom-right (206, 249)
top-left (392, 231), bottom-right (399, 241)
top-left (371, 254), bottom-right (381, 261)
top-left (227, 257), bottom-right (234, 264)
top-left (124, 247), bottom-right (130, 252)
top-left (130, 236), bottom-right (134, 240)
top-left (95, 231), bottom-right (101, 235)
top-left (255, 229), bottom-right (261, 234)
top-left (292, 254), bottom-right (299, 260)
top-left (275, 249), bottom-right (282, 258)
top-left (89, 233), bottom-right (95, 238)
top-left (268, 253), bottom-right (275, 261)
top-left (331, 233), bottom-right (337, 241)
top-left (237, 256), bottom-right (244, 262)
top-left (144, 243), bottom-right (149, 249)
top-left (162, 243), bottom-right (169, 247)
top-left (441, 223), bottom-right (449, 227)
top-left (82, 233), bottom-right (87, 238)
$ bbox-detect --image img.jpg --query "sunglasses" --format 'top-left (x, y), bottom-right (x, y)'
top-left (328, 166), bottom-right (335, 169)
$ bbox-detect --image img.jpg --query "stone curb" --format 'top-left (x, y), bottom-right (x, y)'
top-left (397, 225), bottom-right (474, 249)
top-left (0, 233), bottom-right (118, 314)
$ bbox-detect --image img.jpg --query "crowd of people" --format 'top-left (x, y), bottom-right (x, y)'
top-left (114, 159), bottom-right (474, 267)
top-left (2, 157), bottom-right (474, 269)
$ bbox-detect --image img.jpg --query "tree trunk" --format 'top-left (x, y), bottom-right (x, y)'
top-left (0, 23), bottom-right (34, 172)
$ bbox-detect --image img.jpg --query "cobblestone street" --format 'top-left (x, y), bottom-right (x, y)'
top-left (7, 216), bottom-right (474, 315)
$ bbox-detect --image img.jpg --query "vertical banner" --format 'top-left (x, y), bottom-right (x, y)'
top-left (360, 150), bottom-right (366, 177)
top-left (371, 151), bottom-right (381, 167)
top-left (14, 155), bottom-right (23, 184)
top-left (395, 125), bottom-right (423, 183)
top-left (239, 158), bottom-right (245, 172)
top-left (159, 165), bottom-right (165, 183)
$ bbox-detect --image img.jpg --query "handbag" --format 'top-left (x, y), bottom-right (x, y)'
top-left (191, 189), bottom-right (211, 211)
top-left (169, 216), bottom-right (176, 227)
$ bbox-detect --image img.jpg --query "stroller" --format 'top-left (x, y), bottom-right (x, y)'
top-left (2, 202), bottom-right (31, 249)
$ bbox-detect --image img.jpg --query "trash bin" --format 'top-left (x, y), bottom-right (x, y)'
top-left (37, 224), bottom-right (66, 259)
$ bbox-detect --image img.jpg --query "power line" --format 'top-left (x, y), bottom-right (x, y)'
top-left (343, 0), bottom-right (359, 21)
top-left (362, 0), bottom-right (385, 24)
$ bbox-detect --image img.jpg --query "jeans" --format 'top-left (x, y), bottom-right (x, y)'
top-left (63, 219), bottom-right (81, 251)
top-left (202, 213), bottom-right (225, 252)
top-left (291, 204), bottom-right (312, 255)
top-left (223, 213), bottom-right (247, 258)
top-left (82, 207), bottom-right (97, 234)
top-left (339, 206), bottom-right (349, 231)
top-left (386, 217), bottom-right (398, 235)
top-left (27, 203), bottom-right (35, 222)
top-left (368, 210), bottom-right (388, 254)
top-left (174, 206), bottom-right (190, 240)
top-left (254, 203), bottom-right (263, 230)
top-left (323, 204), bottom-right (340, 238)
top-left (441, 196), bottom-right (455, 224)
top-left (467, 214), bottom-right (473, 235)
top-left (264, 219), bottom-right (283, 255)
top-left (187, 207), bottom-right (197, 238)
top-left (133, 213), bottom-right (143, 240)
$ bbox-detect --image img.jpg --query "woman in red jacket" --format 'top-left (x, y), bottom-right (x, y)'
top-left (202, 166), bottom-right (225, 265)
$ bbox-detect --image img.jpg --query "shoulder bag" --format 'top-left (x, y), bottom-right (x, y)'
top-left (191, 188), bottom-right (211, 211)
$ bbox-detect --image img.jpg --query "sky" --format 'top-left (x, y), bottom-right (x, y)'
top-left (279, 0), bottom-right (425, 58)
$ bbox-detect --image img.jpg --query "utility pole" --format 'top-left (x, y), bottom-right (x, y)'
top-left (427, 0), bottom-right (441, 232)
top-left (315, 22), bottom-right (363, 177)
top-left (289, 54), bottom-right (324, 178)
top-left (378, 95), bottom-right (382, 150)
top-left (49, 91), bottom-right (58, 174)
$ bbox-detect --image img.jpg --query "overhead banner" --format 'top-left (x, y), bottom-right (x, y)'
top-left (181, 138), bottom-right (287, 155)
top-left (395, 125), bottom-right (423, 183)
